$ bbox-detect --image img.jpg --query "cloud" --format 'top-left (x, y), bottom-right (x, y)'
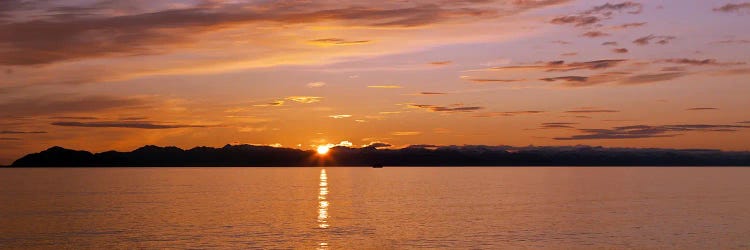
top-left (0, 0), bottom-right (583, 92)
top-left (555, 124), bottom-right (750, 140)
top-left (550, 1), bottom-right (643, 26)
top-left (493, 59), bottom-right (627, 72)
top-left (536, 71), bottom-right (630, 87)
top-left (417, 92), bottom-right (448, 95)
top-left (0, 2), bottom-right (502, 66)
top-left (659, 58), bottom-right (745, 66)
top-left (561, 52), bottom-right (578, 57)
top-left (0, 94), bottom-right (150, 117)
top-left (51, 121), bottom-right (214, 129)
top-left (363, 142), bottom-right (392, 148)
top-left (253, 100), bottom-right (285, 107)
top-left (0, 137), bottom-right (21, 141)
top-left (392, 131), bottom-right (422, 136)
top-left (620, 72), bottom-right (687, 85)
top-left (474, 110), bottom-right (545, 117)
top-left (712, 39), bottom-right (750, 44)
top-left (687, 107), bottom-right (718, 111)
top-left (238, 126), bottom-right (268, 133)
top-left (633, 35), bottom-right (676, 45)
top-left (540, 122), bottom-right (578, 129)
top-left (306, 81), bottom-right (327, 88)
top-left (584, 2), bottom-right (643, 15)
top-left (541, 76), bottom-right (588, 82)
top-left (0, 130), bottom-right (46, 134)
top-left (285, 96), bottom-right (323, 104)
top-left (462, 77), bottom-right (527, 83)
top-left (713, 3), bottom-right (750, 13)
top-left (367, 85), bottom-right (403, 89)
top-left (410, 104), bottom-right (483, 112)
top-left (581, 31), bottom-right (610, 38)
top-left (712, 68), bottom-right (750, 76)
top-left (429, 61), bottom-right (452, 66)
top-left (550, 15), bottom-right (600, 26)
top-left (308, 38), bottom-right (371, 46)
top-left (612, 48), bottom-right (629, 53)
top-left (610, 22), bottom-right (647, 29)
top-left (328, 114), bottom-right (352, 119)
top-left (533, 69), bottom-right (684, 87)
top-left (119, 117), bottom-right (148, 121)
top-left (512, 0), bottom-right (573, 10)
top-left (602, 41), bottom-right (618, 46)
top-left (319, 140), bottom-right (355, 148)
top-left (564, 109), bottom-right (619, 114)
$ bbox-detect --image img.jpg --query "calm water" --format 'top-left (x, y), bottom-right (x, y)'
top-left (1, 167), bottom-right (749, 249)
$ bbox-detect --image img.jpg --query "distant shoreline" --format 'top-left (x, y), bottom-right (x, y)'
top-left (4, 165), bottom-right (750, 168)
top-left (11, 144), bottom-right (750, 167)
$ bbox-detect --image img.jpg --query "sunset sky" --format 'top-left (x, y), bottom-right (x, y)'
top-left (1, 0), bottom-right (750, 164)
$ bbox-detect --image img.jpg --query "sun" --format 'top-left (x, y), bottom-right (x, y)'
top-left (316, 145), bottom-right (330, 155)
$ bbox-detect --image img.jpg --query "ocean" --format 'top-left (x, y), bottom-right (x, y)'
top-left (1, 167), bottom-right (749, 249)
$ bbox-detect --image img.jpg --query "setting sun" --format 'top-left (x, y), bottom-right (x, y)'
top-left (316, 146), bottom-right (330, 155)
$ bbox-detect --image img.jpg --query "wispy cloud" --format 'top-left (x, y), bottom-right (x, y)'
top-left (712, 39), bottom-right (750, 44)
top-left (392, 131), bottom-right (421, 136)
top-left (306, 81), bottom-right (326, 88)
top-left (0, 95), bottom-right (150, 117)
top-left (0, 2), bottom-right (500, 66)
top-left (328, 114), bottom-right (352, 119)
top-left (461, 77), bottom-right (527, 83)
top-left (285, 96), bottom-right (323, 104)
top-left (713, 3), bottom-right (750, 13)
top-left (474, 111), bottom-right (545, 117)
top-left (254, 100), bottom-right (285, 107)
top-left (687, 107), bottom-right (718, 111)
top-left (555, 124), bottom-right (750, 140)
top-left (620, 72), bottom-right (687, 85)
top-left (633, 35), bottom-right (676, 46)
top-left (612, 48), bottom-right (629, 53)
top-left (490, 59), bottom-right (627, 72)
top-left (48, 116), bottom-right (99, 120)
top-left (540, 122), bottom-right (578, 129)
top-left (0, 130), bottom-right (47, 134)
top-left (416, 92), bottom-right (448, 95)
top-left (581, 31), bottom-right (610, 38)
top-left (541, 76), bottom-right (588, 83)
top-left (308, 38), bottom-right (371, 46)
top-left (51, 121), bottom-right (215, 129)
top-left (659, 58), bottom-right (745, 66)
top-left (609, 22), bottom-right (647, 29)
top-left (429, 61), bottom-right (452, 66)
top-left (550, 1), bottom-right (643, 27)
top-left (410, 104), bottom-right (483, 113)
top-left (367, 85), bottom-right (403, 89)
top-left (564, 109), bottom-right (620, 114)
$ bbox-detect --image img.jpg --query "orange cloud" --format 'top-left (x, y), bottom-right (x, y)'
top-left (285, 96), bottom-right (323, 104)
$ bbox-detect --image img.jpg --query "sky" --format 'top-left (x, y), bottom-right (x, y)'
top-left (1, 0), bottom-right (750, 164)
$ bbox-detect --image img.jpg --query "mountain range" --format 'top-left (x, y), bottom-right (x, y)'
top-left (9, 144), bottom-right (750, 167)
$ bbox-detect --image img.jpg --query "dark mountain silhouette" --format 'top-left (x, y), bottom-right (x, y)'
top-left (10, 144), bottom-right (750, 167)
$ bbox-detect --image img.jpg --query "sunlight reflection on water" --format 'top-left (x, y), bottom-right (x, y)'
top-left (317, 168), bottom-right (329, 249)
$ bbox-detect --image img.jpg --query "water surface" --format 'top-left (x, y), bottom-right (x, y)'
top-left (1, 167), bottom-right (749, 249)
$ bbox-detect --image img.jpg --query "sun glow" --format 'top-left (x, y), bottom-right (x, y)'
top-left (317, 145), bottom-right (330, 155)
